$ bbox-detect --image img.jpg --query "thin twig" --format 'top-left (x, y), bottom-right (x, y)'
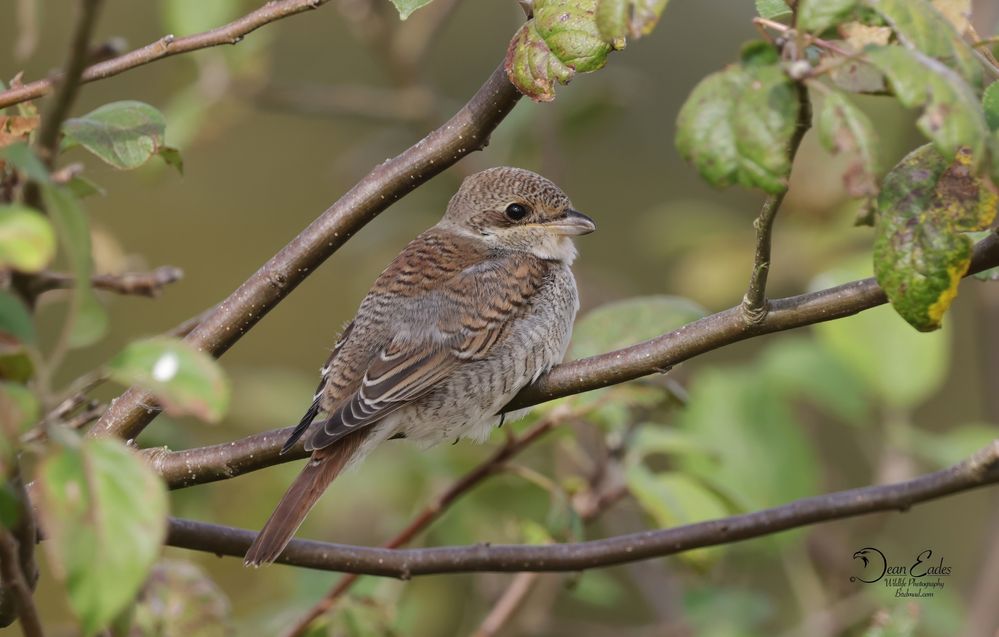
top-left (0, 0), bottom-right (332, 110)
top-left (89, 58), bottom-right (523, 442)
top-left (0, 471), bottom-right (42, 635)
top-left (471, 572), bottom-right (541, 637)
top-left (33, 0), bottom-right (104, 165)
top-left (29, 266), bottom-right (184, 298)
top-left (164, 440), bottom-right (999, 575)
top-left (741, 82), bottom-right (812, 323)
top-left (143, 233), bottom-right (999, 489)
top-left (280, 409), bottom-right (577, 637)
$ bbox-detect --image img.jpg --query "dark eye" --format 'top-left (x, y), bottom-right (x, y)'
top-left (505, 203), bottom-right (529, 221)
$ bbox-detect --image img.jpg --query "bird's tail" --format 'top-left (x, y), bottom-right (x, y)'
top-left (244, 431), bottom-right (367, 566)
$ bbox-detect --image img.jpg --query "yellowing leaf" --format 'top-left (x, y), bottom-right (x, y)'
top-left (0, 204), bottom-right (56, 272)
top-left (874, 144), bottom-right (998, 331)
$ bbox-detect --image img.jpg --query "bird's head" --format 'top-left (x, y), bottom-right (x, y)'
top-left (440, 167), bottom-right (596, 263)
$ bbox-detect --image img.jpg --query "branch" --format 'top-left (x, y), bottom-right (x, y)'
top-left (281, 408), bottom-right (575, 637)
top-left (0, 0), bottom-right (331, 110)
top-left (146, 233), bottom-right (999, 489)
top-left (90, 59), bottom-right (523, 441)
top-left (33, 0), bottom-right (104, 165)
top-left (164, 440), bottom-right (999, 575)
top-left (0, 530), bottom-right (44, 637)
top-left (472, 572), bottom-right (541, 637)
top-left (29, 266), bottom-right (184, 298)
top-left (741, 82), bottom-right (812, 323)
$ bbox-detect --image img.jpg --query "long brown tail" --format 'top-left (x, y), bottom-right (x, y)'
top-left (244, 432), bottom-right (366, 566)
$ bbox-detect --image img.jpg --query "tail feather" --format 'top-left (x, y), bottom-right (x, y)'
top-left (244, 432), bottom-right (366, 566)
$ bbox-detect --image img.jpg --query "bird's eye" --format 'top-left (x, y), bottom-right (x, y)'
top-left (505, 203), bottom-right (529, 221)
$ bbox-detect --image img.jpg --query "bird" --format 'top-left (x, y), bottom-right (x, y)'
top-left (244, 166), bottom-right (596, 566)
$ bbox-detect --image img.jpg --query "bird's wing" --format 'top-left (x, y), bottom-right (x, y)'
top-left (305, 247), bottom-right (551, 452)
top-left (281, 320), bottom-right (355, 454)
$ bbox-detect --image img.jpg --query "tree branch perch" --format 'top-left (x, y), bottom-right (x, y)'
top-left (146, 233), bottom-right (999, 489)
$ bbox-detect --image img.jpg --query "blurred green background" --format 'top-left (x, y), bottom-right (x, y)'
top-left (4, 0), bottom-right (999, 635)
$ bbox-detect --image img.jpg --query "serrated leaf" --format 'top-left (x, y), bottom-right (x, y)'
top-left (755, 0), bottom-right (792, 20)
top-left (37, 435), bottom-right (168, 636)
top-left (389, 0), bottom-right (434, 19)
top-left (812, 256), bottom-right (950, 408)
top-left (676, 48), bottom-right (800, 194)
top-left (504, 0), bottom-right (612, 102)
top-left (0, 291), bottom-right (36, 348)
top-left (0, 204), bottom-right (56, 272)
top-left (62, 101), bottom-right (169, 170)
top-left (799, 0), bottom-right (858, 34)
top-left (570, 295), bottom-right (705, 360)
top-left (131, 561), bottom-right (231, 637)
top-left (867, 46), bottom-right (989, 164)
top-left (816, 89), bottom-right (879, 198)
top-left (594, 0), bottom-right (668, 46)
top-left (42, 185), bottom-right (108, 348)
top-left (984, 82), bottom-right (999, 133)
top-left (107, 337), bottom-right (230, 422)
top-left (874, 145), bottom-right (997, 331)
top-left (866, 0), bottom-right (981, 84)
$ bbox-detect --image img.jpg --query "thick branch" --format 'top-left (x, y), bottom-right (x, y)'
top-left (0, 530), bottom-right (44, 637)
top-left (741, 82), bottom-right (812, 323)
top-left (91, 60), bottom-right (522, 441)
top-left (0, 0), bottom-right (330, 110)
top-left (166, 440), bottom-right (999, 575)
top-left (147, 233), bottom-right (999, 489)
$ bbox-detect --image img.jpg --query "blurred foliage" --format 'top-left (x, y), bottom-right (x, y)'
top-left (0, 0), bottom-right (997, 636)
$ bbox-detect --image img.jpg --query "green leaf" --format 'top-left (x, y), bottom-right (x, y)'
top-left (131, 561), bottom-right (231, 637)
top-left (36, 435), bottom-right (168, 636)
top-left (866, 0), bottom-right (981, 84)
top-left (594, 0), bottom-right (669, 47)
top-left (812, 256), bottom-right (950, 408)
top-left (755, 0), bottom-right (792, 20)
top-left (389, 0), bottom-right (434, 19)
top-left (625, 465), bottom-right (728, 566)
top-left (867, 46), bottom-right (989, 164)
top-left (676, 368), bottom-right (819, 513)
top-left (570, 295), bottom-right (706, 360)
top-left (67, 175), bottom-right (106, 199)
top-left (62, 101), bottom-right (169, 170)
top-left (676, 47), bottom-right (800, 194)
top-left (0, 290), bottom-right (36, 347)
top-left (0, 204), bottom-right (56, 272)
top-left (107, 337), bottom-right (230, 422)
top-left (984, 81), bottom-right (999, 133)
top-left (42, 185), bottom-right (108, 348)
top-left (798, 0), bottom-right (858, 33)
top-left (815, 88), bottom-right (880, 197)
top-left (0, 142), bottom-right (50, 183)
top-left (760, 337), bottom-right (871, 425)
top-left (504, 0), bottom-right (613, 102)
top-left (874, 144), bottom-right (997, 331)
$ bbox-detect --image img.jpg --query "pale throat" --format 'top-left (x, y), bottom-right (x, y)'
top-left (528, 234), bottom-right (578, 264)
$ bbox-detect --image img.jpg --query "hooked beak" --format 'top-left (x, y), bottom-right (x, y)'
top-left (543, 209), bottom-right (596, 236)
